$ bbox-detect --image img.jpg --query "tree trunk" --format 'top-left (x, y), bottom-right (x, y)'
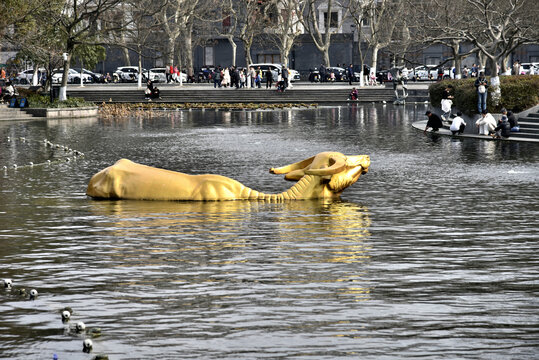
top-left (370, 45), bottom-right (380, 76)
top-left (451, 42), bottom-right (462, 79)
top-left (323, 49), bottom-right (330, 67)
top-left (137, 53), bottom-right (143, 89)
top-left (79, 59), bottom-right (84, 87)
top-left (59, 53), bottom-right (72, 101)
top-left (227, 36), bottom-right (237, 67)
top-left (488, 57), bottom-right (501, 106)
top-left (244, 44), bottom-right (253, 68)
top-left (122, 47), bottom-right (131, 66)
top-left (182, 32), bottom-right (194, 77)
top-left (32, 67), bottom-right (39, 86)
top-left (167, 37), bottom-right (175, 67)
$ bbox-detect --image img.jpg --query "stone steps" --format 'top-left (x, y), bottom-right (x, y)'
top-left (0, 104), bottom-right (38, 121)
top-left (67, 88), bottom-right (429, 104)
top-left (513, 109), bottom-right (539, 140)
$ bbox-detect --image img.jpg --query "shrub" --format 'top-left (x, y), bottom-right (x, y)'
top-left (429, 75), bottom-right (539, 114)
top-left (14, 88), bottom-right (94, 108)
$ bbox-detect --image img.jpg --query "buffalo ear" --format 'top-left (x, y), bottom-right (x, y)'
top-left (270, 155), bottom-right (315, 174)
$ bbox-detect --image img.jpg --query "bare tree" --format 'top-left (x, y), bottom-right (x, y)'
top-left (265, 0), bottom-right (307, 66)
top-left (120, 0), bottom-right (165, 88)
top-left (30, 0), bottom-right (126, 100)
top-left (160, 0), bottom-right (205, 78)
top-left (237, 0), bottom-right (271, 66)
top-left (361, 0), bottom-right (404, 76)
top-left (302, 0), bottom-right (349, 67)
top-left (406, 0), bottom-right (475, 78)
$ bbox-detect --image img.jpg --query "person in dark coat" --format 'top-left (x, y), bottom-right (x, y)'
top-left (504, 109), bottom-right (519, 132)
top-left (266, 68), bottom-right (273, 89)
top-left (493, 115), bottom-right (511, 139)
top-left (424, 111), bottom-right (443, 133)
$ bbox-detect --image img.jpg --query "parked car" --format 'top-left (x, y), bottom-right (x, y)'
top-left (249, 63), bottom-right (300, 82)
top-left (150, 67), bottom-right (188, 83)
top-left (51, 68), bottom-right (92, 84)
top-left (15, 68), bottom-right (46, 84)
top-left (71, 68), bottom-right (105, 83)
top-left (410, 65), bottom-right (438, 81)
top-left (519, 63), bottom-right (539, 75)
top-left (114, 66), bottom-right (159, 83)
top-left (324, 67), bottom-right (347, 81)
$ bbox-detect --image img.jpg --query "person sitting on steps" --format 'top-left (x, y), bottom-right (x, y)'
top-left (348, 87), bottom-right (358, 100)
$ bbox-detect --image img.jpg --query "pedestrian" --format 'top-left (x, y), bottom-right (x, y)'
top-left (249, 66), bottom-right (256, 88)
top-left (0, 67), bottom-right (6, 80)
top-left (462, 65), bottom-right (469, 78)
top-left (166, 65), bottom-right (172, 83)
top-left (513, 60), bottom-right (521, 76)
top-left (256, 67), bottom-right (262, 88)
top-left (437, 65), bottom-right (444, 81)
top-left (471, 63), bottom-right (478, 77)
top-left (222, 67), bottom-right (230, 88)
top-left (441, 86), bottom-right (454, 120)
top-left (282, 65), bottom-right (289, 89)
top-left (424, 111), bottom-right (443, 133)
top-left (320, 64), bottom-right (326, 82)
top-left (449, 112), bottom-right (466, 135)
top-left (233, 67), bottom-right (240, 89)
top-left (265, 67), bottom-right (273, 89)
top-left (475, 109), bottom-right (496, 135)
top-left (348, 64), bottom-right (353, 85)
top-left (213, 67), bottom-right (221, 88)
top-left (239, 68), bottom-right (246, 88)
top-left (475, 72), bottom-right (489, 113)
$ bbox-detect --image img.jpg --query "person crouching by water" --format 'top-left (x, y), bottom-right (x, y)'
top-left (450, 111), bottom-right (466, 135)
top-left (145, 80), bottom-right (161, 100)
top-left (348, 87), bottom-right (358, 100)
top-left (475, 109), bottom-right (496, 135)
top-left (493, 111), bottom-right (511, 139)
top-left (424, 110), bottom-right (443, 134)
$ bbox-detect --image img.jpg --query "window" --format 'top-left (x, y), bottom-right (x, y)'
top-left (204, 47), bottom-right (214, 66)
top-left (324, 11), bottom-right (338, 29)
top-left (257, 54), bottom-right (281, 63)
top-left (222, 13), bottom-right (231, 28)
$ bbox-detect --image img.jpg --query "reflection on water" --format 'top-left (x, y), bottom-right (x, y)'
top-left (0, 105), bottom-right (538, 359)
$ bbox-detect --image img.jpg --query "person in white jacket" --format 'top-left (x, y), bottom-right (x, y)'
top-left (475, 109), bottom-right (497, 135)
top-left (450, 111), bottom-right (467, 135)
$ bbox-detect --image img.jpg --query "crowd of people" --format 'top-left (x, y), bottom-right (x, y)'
top-left (207, 65), bottom-right (292, 92)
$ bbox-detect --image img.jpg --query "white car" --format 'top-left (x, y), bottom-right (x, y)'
top-left (249, 63), bottom-right (300, 82)
top-left (52, 68), bottom-right (92, 84)
top-left (15, 68), bottom-right (46, 84)
top-left (412, 65), bottom-right (439, 80)
top-left (114, 66), bottom-right (160, 83)
top-left (150, 67), bottom-right (188, 83)
top-left (519, 63), bottom-right (539, 75)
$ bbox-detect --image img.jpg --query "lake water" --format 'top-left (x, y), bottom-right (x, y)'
top-left (0, 104), bottom-right (538, 359)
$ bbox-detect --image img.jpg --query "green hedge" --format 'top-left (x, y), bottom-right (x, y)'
top-left (15, 87), bottom-right (93, 108)
top-left (429, 75), bottom-right (539, 114)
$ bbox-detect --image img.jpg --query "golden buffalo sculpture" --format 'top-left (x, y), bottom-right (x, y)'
top-left (86, 151), bottom-right (370, 201)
